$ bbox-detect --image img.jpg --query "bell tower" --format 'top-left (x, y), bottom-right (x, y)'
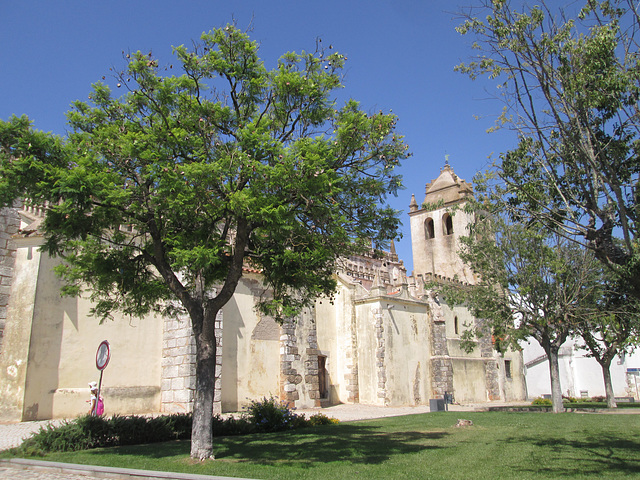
top-left (409, 161), bottom-right (476, 284)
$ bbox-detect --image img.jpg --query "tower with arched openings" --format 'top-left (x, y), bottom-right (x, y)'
top-left (409, 161), bottom-right (476, 285)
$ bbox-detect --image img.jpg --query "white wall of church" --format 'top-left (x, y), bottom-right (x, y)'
top-left (315, 283), bottom-right (356, 405)
top-left (0, 237), bottom-right (41, 422)
top-left (380, 301), bottom-right (432, 406)
top-left (354, 300), bottom-right (380, 405)
top-left (440, 303), bottom-right (488, 402)
top-left (221, 276), bottom-right (280, 412)
top-left (0, 237), bottom-right (164, 421)
top-left (354, 296), bottom-right (433, 406)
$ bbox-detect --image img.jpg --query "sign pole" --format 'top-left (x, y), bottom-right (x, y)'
top-left (94, 340), bottom-right (111, 416)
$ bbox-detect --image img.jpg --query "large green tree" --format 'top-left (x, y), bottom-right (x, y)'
top-left (456, 0), bottom-right (640, 298)
top-left (0, 26), bottom-right (408, 459)
top-left (449, 200), bottom-right (601, 413)
top-left (574, 273), bottom-right (640, 407)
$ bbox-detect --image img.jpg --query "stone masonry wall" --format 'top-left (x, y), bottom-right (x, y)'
top-left (161, 314), bottom-right (196, 413)
top-left (280, 317), bottom-right (301, 405)
top-left (0, 207), bottom-right (19, 355)
top-left (303, 308), bottom-right (322, 407)
top-left (345, 306), bottom-right (359, 404)
top-left (279, 307), bottom-right (325, 408)
top-left (161, 310), bottom-right (223, 414)
top-left (373, 306), bottom-right (388, 405)
top-left (427, 293), bottom-right (454, 397)
top-left (478, 318), bottom-right (501, 401)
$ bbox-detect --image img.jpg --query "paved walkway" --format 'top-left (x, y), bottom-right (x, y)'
top-left (0, 419), bottom-right (66, 452)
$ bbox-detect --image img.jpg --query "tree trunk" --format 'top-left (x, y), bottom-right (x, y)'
top-left (547, 347), bottom-right (564, 413)
top-left (186, 221), bottom-right (248, 460)
top-left (190, 309), bottom-right (217, 460)
top-left (600, 359), bottom-right (617, 408)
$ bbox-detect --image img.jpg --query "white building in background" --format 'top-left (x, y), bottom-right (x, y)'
top-left (523, 338), bottom-right (640, 400)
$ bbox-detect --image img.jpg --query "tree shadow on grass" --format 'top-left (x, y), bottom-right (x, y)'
top-left (500, 433), bottom-right (640, 477)
top-left (215, 425), bottom-right (447, 466)
top-left (95, 424), bottom-right (448, 467)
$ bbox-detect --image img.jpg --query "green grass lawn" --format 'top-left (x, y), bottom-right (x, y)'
top-left (5, 411), bottom-right (640, 479)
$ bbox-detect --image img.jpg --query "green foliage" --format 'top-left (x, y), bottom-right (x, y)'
top-left (0, 24), bottom-right (408, 458)
top-left (456, 0), bottom-right (640, 300)
top-left (16, 414), bottom-right (192, 455)
top-left (8, 412), bottom-right (640, 479)
top-left (531, 397), bottom-right (552, 406)
top-left (244, 396), bottom-right (304, 433)
top-left (211, 414), bottom-right (255, 437)
top-left (440, 195), bottom-right (606, 412)
top-left (13, 405), bottom-right (339, 455)
top-left (574, 272), bottom-right (640, 362)
top-left (307, 413), bottom-right (340, 426)
top-left (0, 25), bottom-right (409, 323)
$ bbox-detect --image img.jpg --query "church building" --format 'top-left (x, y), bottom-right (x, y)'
top-left (0, 164), bottom-right (526, 422)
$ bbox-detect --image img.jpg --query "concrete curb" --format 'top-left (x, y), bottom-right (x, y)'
top-left (0, 458), bottom-right (257, 480)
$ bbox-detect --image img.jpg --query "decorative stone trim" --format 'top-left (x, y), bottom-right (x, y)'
top-left (303, 308), bottom-right (322, 406)
top-left (427, 292), bottom-right (454, 397)
top-left (346, 327), bottom-right (359, 404)
top-left (280, 318), bottom-right (300, 405)
top-left (372, 306), bottom-right (388, 405)
top-left (214, 310), bottom-right (223, 414)
top-left (0, 207), bottom-right (19, 356)
top-left (484, 358), bottom-right (501, 401)
top-left (476, 318), bottom-right (501, 400)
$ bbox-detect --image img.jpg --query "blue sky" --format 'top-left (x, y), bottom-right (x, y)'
top-left (0, 0), bottom-right (520, 273)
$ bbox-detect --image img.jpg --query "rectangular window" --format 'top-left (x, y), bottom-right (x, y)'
top-left (504, 360), bottom-right (512, 379)
top-left (318, 355), bottom-right (328, 399)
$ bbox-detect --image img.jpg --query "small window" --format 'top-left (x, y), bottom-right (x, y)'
top-left (454, 316), bottom-right (459, 335)
top-left (318, 355), bottom-right (328, 399)
top-left (425, 218), bottom-right (435, 239)
top-left (504, 360), bottom-right (512, 379)
top-left (443, 213), bottom-right (454, 235)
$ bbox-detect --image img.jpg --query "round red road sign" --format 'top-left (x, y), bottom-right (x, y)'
top-left (96, 340), bottom-right (110, 371)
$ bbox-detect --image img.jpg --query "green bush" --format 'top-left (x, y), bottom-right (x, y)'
top-left (14, 401), bottom-right (339, 455)
top-left (17, 413), bottom-right (192, 455)
top-left (244, 396), bottom-right (304, 433)
top-left (531, 397), bottom-right (552, 406)
top-left (307, 413), bottom-right (339, 426)
top-left (212, 414), bottom-right (255, 436)
top-left (18, 419), bottom-right (94, 455)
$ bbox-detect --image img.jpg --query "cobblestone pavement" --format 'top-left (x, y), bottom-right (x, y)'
top-left (0, 420), bottom-right (67, 451)
top-left (0, 465), bottom-right (92, 480)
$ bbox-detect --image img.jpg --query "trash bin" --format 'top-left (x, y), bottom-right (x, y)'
top-left (430, 398), bottom-right (445, 412)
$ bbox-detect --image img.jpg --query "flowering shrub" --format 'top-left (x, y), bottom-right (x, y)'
top-left (244, 396), bottom-right (303, 433)
top-left (308, 413), bottom-right (340, 426)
